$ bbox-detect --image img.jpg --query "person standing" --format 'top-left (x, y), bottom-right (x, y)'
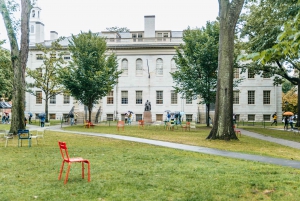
top-left (40, 116), bottom-right (45, 127)
top-left (271, 112), bottom-right (277, 126)
top-left (289, 116), bottom-right (294, 130)
top-left (29, 114), bottom-right (32, 124)
top-left (284, 116), bottom-right (289, 130)
top-left (127, 113), bottom-right (132, 125)
top-left (69, 113), bottom-right (74, 126)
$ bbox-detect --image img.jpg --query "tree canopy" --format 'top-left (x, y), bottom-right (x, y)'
top-left (59, 31), bottom-right (122, 122)
top-left (0, 0), bottom-right (32, 133)
top-left (171, 21), bottom-right (219, 126)
top-left (106, 26), bottom-right (130, 33)
top-left (26, 40), bottom-right (66, 122)
top-left (0, 45), bottom-right (13, 100)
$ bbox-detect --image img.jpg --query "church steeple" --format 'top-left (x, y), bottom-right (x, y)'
top-left (29, 6), bottom-right (44, 45)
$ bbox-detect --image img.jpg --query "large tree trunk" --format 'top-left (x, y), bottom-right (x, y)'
top-left (0, 0), bottom-right (32, 134)
top-left (296, 81), bottom-right (300, 127)
top-left (207, 0), bottom-right (244, 140)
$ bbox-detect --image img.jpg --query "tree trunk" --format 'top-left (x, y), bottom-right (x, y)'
top-left (0, 0), bottom-right (32, 134)
top-left (206, 103), bottom-right (210, 127)
top-left (207, 0), bottom-right (244, 140)
top-left (296, 81), bottom-right (300, 127)
top-left (45, 94), bottom-right (49, 123)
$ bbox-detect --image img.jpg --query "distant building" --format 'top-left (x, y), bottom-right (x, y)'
top-left (26, 6), bottom-right (282, 123)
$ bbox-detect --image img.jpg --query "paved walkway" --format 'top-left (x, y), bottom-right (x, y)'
top-left (28, 124), bottom-right (300, 169)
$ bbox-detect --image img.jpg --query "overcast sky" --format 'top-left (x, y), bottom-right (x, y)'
top-left (0, 0), bottom-right (219, 49)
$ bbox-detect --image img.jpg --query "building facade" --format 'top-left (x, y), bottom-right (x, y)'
top-left (26, 6), bottom-right (282, 123)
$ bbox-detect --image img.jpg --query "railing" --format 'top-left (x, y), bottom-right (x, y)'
top-left (106, 37), bottom-right (183, 44)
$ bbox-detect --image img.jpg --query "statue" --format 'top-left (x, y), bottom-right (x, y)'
top-left (144, 100), bottom-right (151, 111)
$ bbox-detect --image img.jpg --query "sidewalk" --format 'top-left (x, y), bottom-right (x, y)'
top-left (28, 124), bottom-right (300, 169)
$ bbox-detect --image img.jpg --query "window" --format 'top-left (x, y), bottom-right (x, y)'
top-left (263, 114), bottom-right (271, 121)
top-left (136, 114), bottom-right (143, 121)
top-left (186, 99), bottom-right (192, 104)
top-left (248, 69), bottom-right (255, 78)
top-left (36, 68), bottom-right (42, 77)
top-left (121, 91), bottom-right (128, 104)
top-left (157, 32), bottom-right (169, 41)
top-left (107, 114), bottom-right (113, 121)
top-left (156, 58), bottom-right (163, 75)
top-left (63, 94), bottom-right (70, 104)
top-left (156, 91), bottom-right (163, 104)
top-left (171, 59), bottom-right (177, 73)
top-left (186, 114), bottom-right (193, 122)
top-left (262, 70), bottom-right (271, 78)
top-left (248, 114), bottom-right (255, 121)
top-left (31, 25), bottom-right (34, 33)
top-left (36, 54), bottom-right (43, 60)
top-left (121, 59), bottom-right (128, 75)
top-left (171, 90), bottom-right (178, 104)
top-left (136, 59), bottom-right (143, 75)
top-left (50, 95), bottom-right (56, 104)
top-left (50, 54), bottom-right (56, 59)
top-left (107, 91), bottom-right (113, 104)
top-left (32, 10), bottom-right (35, 17)
top-left (233, 68), bottom-right (239, 78)
top-left (263, 91), bottom-right (270, 104)
top-left (233, 91), bottom-right (239, 104)
top-left (63, 54), bottom-right (71, 60)
top-left (136, 91), bottom-right (142, 104)
top-left (156, 114), bottom-right (163, 121)
top-left (36, 91), bottom-right (42, 104)
top-left (49, 114), bottom-right (56, 120)
top-left (248, 91), bottom-right (255, 104)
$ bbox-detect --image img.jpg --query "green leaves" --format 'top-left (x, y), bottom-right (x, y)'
top-left (60, 31), bottom-right (122, 115)
top-left (171, 21), bottom-right (219, 105)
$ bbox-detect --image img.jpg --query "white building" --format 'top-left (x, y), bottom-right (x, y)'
top-left (26, 6), bottom-right (282, 123)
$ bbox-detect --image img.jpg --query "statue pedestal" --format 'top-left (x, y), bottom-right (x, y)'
top-left (143, 111), bottom-right (152, 123)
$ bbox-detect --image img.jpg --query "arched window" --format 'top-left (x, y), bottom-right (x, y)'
top-left (121, 59), bottom-right (128, 75)
top-left (156, 58), bottom-right (163, 75)
top-left (31, 25), bottom-right (34, 33)
top-left (32, 10), bottom-right (35, 17)
top-left (171, 58), bottom-right (177, 72)
top-left (136, 59), bottom-right (143, 75)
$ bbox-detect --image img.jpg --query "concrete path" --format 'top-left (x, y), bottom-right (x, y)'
top-left (28, 124), bottom-right (300, 169)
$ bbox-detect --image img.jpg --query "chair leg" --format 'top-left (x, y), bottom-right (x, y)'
top-left (59, 161), bottom-right (65, 180)
top-left (82, 162), bottom-right (85, 179)
top-left (64, 163), bottom-right (71, 184)
top-left (87, 162), bottom-right (91, 182)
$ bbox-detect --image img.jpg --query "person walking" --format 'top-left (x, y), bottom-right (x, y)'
top-left (69, 113), bottom-right (74, 126)
top-left (289, 116), bottom-right (294, 130)
top-left (29, 114), bottom-right (32, 124)
top-left (271, 112), bottom-right (277, 126)
top-left (40, 116), bottom-right (45, 127)
top-left (284, 116), bottom-right (289, 130)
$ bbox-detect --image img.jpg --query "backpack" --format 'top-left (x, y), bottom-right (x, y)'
top-left (272, 114), bottom-right (275, 118)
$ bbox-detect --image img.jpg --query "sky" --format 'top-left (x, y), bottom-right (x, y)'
top-left (0, 0), bottom-right (219, 49)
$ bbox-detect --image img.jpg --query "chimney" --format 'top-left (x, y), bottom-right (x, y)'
top-left (144, 15), bottom-right (155, 38)
top-left (50, 31), bottom-right (58, 40)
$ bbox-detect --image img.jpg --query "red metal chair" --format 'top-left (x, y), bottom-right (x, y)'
top-left (233, 125), bottom-right (241, 137)
top-left (58, 141), bottom-right (91, 184)
top-left (117, 121), bottom-right (125, 131)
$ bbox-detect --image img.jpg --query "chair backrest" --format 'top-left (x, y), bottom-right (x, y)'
top-left (117, 121), bottom-right (125, 126)
top-left (0, 130), bottom-right (6, 137)
top-left (58, 141), bottom-right (70, 162)
top-left (190, 122), bottom-right (196, 128)
top-left (138, 120), bottom-right (144, 125)
top-left (18, 129), bottom-right (30, 139)
top-left (186, 122), bottom-right (191, 127)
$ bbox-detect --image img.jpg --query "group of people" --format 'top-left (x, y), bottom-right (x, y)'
top-left (1, 113), bottom-right (10, 124)
top-left (166, 112), bottom-right (182, 125)
top-left (271, 112), bottom-right (295, 130)
top-left (124, 112), bottom-right (133, 125)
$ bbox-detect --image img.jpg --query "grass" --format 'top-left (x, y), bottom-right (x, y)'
top-left (63, 124), bottom-right (300, 161)
top-left (1, 124), bottom-right (300, 200)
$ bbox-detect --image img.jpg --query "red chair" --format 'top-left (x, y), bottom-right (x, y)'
top-left (117, 121), bottom-right (125, 131)
top-left (138, 120), bottom-right (144, 129)
top-left (58, 141), bottom-right (91, 184)
top-left (233, 125), bottom-right (241, 137)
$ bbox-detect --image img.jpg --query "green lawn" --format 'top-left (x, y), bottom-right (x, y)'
top-left (62, 124), bottom-right (300, 161)
top-left (1, 124), bottom-right (300, 200)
